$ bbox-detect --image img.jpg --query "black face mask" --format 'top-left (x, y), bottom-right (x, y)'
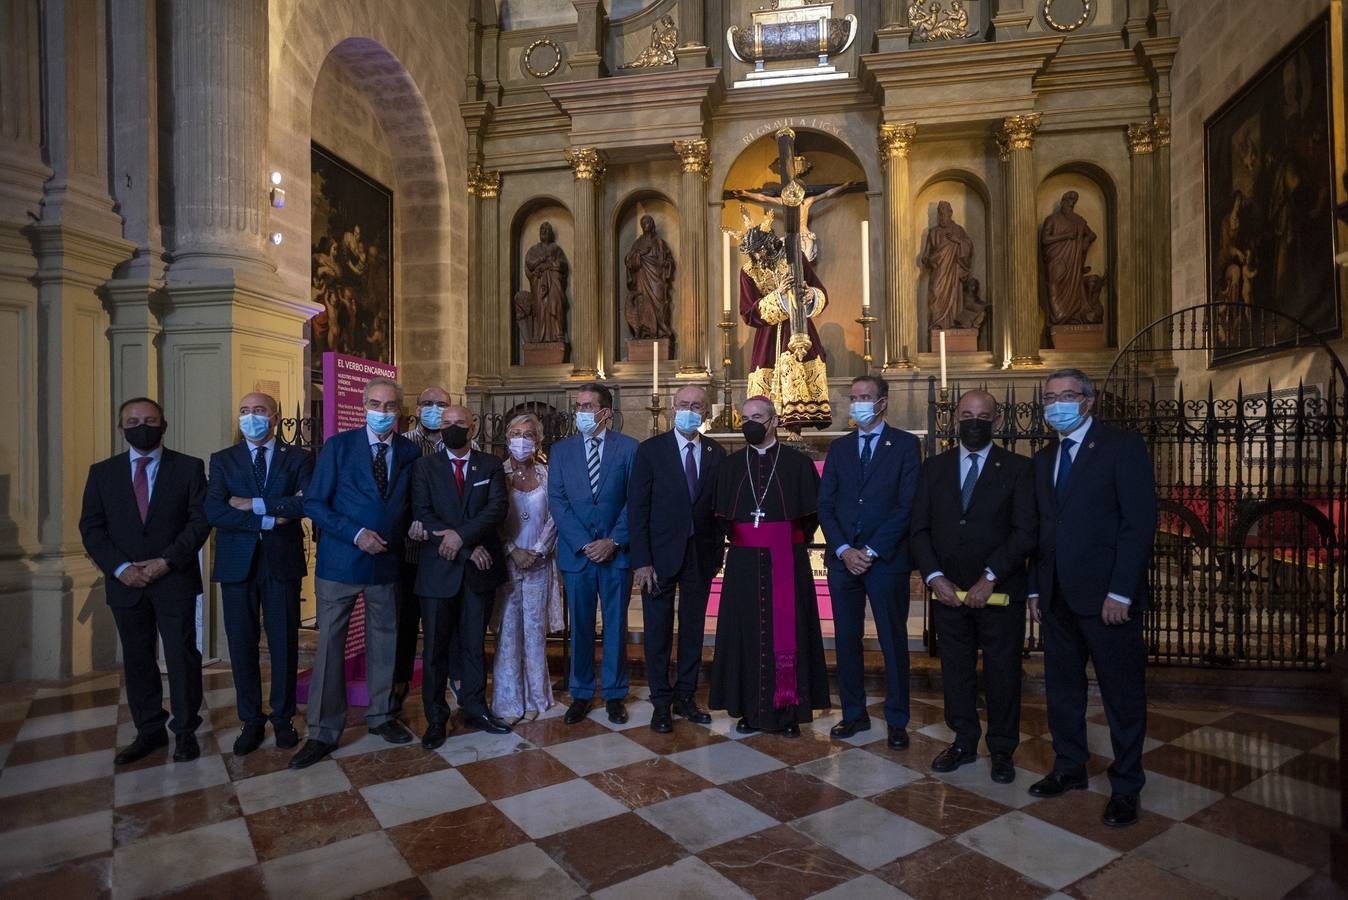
top-left (741, 420), bottom-right (768, 445)
top-left (123, 423), bottom-right (165, 452)
top-left (958, 418), bottom-right (994, 451)
top-left (443, 424), bottom-right (470, 451)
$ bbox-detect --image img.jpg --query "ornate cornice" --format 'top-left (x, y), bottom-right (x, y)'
top-left (878, 122), bottom-right (918, 165)
top-left (564, 146), bottom-right (606, 182)
top-left (1126, 122), bottom-right (1155, 155)
top-left (996, 113), bottom-right (1042, 154)
top-left (672, 138), bottom-right (710, 179)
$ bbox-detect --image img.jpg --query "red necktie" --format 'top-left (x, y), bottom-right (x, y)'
top-left (133, 456), bottom-right (151, 522)
top-left (453, 458), bottom-right (466, 496)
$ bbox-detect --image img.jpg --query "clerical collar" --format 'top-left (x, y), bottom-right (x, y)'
top-left (752, 440), bottom-right (777, 454)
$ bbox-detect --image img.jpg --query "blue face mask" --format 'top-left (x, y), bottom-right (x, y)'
top-left (674, 409), bottom-right (702, 434)
top-left (366, 409), bottom-right (397, 435)
top-left (1044, 400), bottom-right (1086, 434)
top-left (575, 411), bottom-right (598, 436)
top-left (850, 401), bottom-right (879, 427)
top-left (418, 405), bottom-right (444, 431)
top-left (239, 413), bottom-right (272, 442)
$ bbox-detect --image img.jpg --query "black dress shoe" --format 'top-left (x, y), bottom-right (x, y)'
top-left (564, 698), bottom-right (592, 725)
top-left (672, 696), bottom-right (712, 724)
top-left (289, 739), bottom-right (337, 769)
top-left (829, 717), bottom-right (871, 739)
top-left (114, 730), bottom-right (168, 765)
top-left (232, 722), bottom-right (266, 756)
top-left (990, 752), bottom-right (1016, 784)
top-left (1103, 793), bottom-right (1140, 827)
top-left (931, 744), bottom-right (978, 773)
top-left (464, 713), bottom-right (512, 735)
top-left (735, 718), bottom-right (760, 734)
top-left (173, 732), bottom-right (200, 762)
top-left (421, 720), bottom-right (449, 750)
top-left (273, 720), bottom-right (300, 750)
top-left (888, 726), bottom-right (910, 749)
top-left (650, 705), bottom-right (673, 734)
top-left (605, 699), bottom-right (628, 725)
top-left (782, 722), bottom-right (801, 738)
top-left (369, 720), bottom-right (414, 744)
top-left (1028, 772), bottom-right (1090, 797)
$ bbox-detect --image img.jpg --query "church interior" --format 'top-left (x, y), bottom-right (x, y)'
top-left (1, 0), bottom-right (1346, 896)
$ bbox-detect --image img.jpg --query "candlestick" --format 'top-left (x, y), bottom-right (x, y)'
top-left (711, 316), bottom-right (740, 431)
top-left (722, 230), bottom-right (732, 315)
top-left (861, 220), bottom-right (870, 308)
top-left (652, 341), bottom-right (659, 395)
top-left (939, 330), bottom-right (948, 390)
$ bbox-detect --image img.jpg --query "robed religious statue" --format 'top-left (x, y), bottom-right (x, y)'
top-left (920, 201), bottom-right (980, 331)
top-left (623, 215), bottom-right (675, 340)
top-left (1039, 191), bottom-right (1102, 326)
top-left (514, 222), bottom-right (569, 344)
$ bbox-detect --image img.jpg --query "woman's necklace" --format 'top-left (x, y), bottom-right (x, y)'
top-left (744, 444), bottom-right (781, 528)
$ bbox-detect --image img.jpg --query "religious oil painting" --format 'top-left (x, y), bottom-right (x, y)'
top-left (310, 142), bottom-right (394, 371)
top-left (1204, 14), bottom-right (1341, 365)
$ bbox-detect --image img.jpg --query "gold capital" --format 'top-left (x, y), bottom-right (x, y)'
top-left (878, 122), bottom-right (917, 164)
top-left (673, 138), bottom-right (711, 179)
top-left (1126, 122), bottom-right (1155, 155)
top-left (1151, 113), bottom-right (1171, 148)
top-left (565, 146), bottom-right (606, 181)
top-left (997, 113), bottom-right (1042, 153)
top-left (467, 164), bottom-right (501, 198)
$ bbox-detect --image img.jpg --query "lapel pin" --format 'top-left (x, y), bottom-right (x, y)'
top-left (1088, 442), bottom-right (1096, 449)
top-left (994, 461), bottom-right (1001, 467)
top-left (884, 441), bottom-right (892, 447)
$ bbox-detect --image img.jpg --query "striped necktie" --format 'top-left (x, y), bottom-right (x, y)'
top-left (587, 437), bottom-right (601, 497)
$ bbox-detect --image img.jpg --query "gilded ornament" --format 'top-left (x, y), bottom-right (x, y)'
top-left (1126, 122), bottom-right (1155, 155)
top-left (1152, 113), bottom-right (1171, 147)
top-left (627, 14), bottom-right (678, 68)
top-left (523, 37), bottom-right (563, 78)
top-left (565, 146), bottom-right (606, 182)
top-left (997, 113), bottom-right (1042, 152)
top-left (878, 122), bottom-right (918, 162)
top-left (1043, 0), bottom-right (1092, 32)
top-left (467, 164), bottom-right (500, 199)
top-left (673, 138), bottom-right (711, 178)
top-left (779, 179), bottom-right (806, 208)
top-left (909, 0), bottom-right (976, 42)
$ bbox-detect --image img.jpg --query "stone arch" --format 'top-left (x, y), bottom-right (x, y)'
top-left (1038, 161), bottom-right (1118, 347)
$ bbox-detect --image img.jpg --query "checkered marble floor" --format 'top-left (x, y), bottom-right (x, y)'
top-left (0, 667), bottom-right (1341, 899)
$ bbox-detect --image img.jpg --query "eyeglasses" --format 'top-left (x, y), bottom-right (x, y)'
top-left (1042, 391), bottom-right (1086, 404)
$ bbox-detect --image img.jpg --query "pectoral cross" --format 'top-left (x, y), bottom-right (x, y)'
top-left (751, 508), bottom-right (766, 528)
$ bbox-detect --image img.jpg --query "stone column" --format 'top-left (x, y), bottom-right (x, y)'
top-left (991, 0), bottom-right (1033, 39)
top-left (1126, 122), bottom-right (1156, 345)
top-left (566, 147), bottom-right (605, 378)
top-left (879, 122), bottom-right (917, 370)
top-left (1152, 114), bottom-right (1172, 324)
top-left (476, 167), bottom-right (503, 382)
top-left (674, 138), bottom-right (710, 375)
top-left (465, 168), bottom-right (485, 386)
top-left (999, 113), bottom-right (1043, 368)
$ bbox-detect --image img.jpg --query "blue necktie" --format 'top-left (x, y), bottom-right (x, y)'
top-left (1056, 438), bottom-right (1076, 504)
top-left (961, 452), bottom-right (979, 512)
top-left (860, 433), bottom-right (875, 478)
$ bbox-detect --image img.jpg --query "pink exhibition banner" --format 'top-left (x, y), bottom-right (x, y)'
top-left (321, 351), bottom-right (398, 440)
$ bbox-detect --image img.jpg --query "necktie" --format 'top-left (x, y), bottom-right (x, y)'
top-left (453, 458), bottom-right (466, 496)
top-left (860, 433), bottom-right (875, 477)
top-left (587, 438), bottom-right (601, 497)
top-left (961, 452), bottom-right (979, 512)
top-left (253, 445), bottom-right (267, 495)
top-left (133, 456), bottom-right (151, 522)
top-left (684, 442), bottom-right (698, 500)
top-left (373, 443), bottom-right (389, 496)
top-left (1056, 438), bottom-right (1076, 504)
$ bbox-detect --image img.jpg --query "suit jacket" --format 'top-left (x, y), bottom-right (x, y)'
top-left (79, 448), bottom-right (211, 607)
top-left (206, 440), bottom-right (313, 583)
top-left (305, 426), bottom-right (420, 585)
top-left (412, 449), bottom-right (508, 597)
top-left (547, 429), bottom-right (638, 573)
top-left (1030, 420), bottom-right (1157, 615)
top-left (628, 431), bottom-right (727, 581)
top-left (818, 423), bottom-right (921, 572)
top-left (910, 443), bottom-right (1037, 601)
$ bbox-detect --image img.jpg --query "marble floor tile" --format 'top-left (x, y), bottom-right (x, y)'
top-left (0, 699), bottom-right (32, 722)
top-left (32, 673), bottom-right (121, 699)
top-left (720, 767), bottom-right (853, 822)
top-left (1013, 736), bottom-right (1112, 778)
top-left (0, 809), bottom-right (112, 878)
top-left (666, 739), bottom-right (784, 784)
top-left (701, 823), bottom-right (867, 900)
top-left (1276, 751), bottom-right (1339, 791)
top-left (957, 809), bottom-right (1119, 889)
top-left (869, 778), bottom-right (1012, 837)
top-left (1133, 822), bottom-right (1314, 900)
top-left (330, 730), bottom-right (391, 760)
top-left (622, 721), bottom-right (728, 755)
top-left (243, 788), bottom-right (380, 861)
top-left (112, 817), bottom-right (256, 899)
top-left (222, 744), bottom-right (300, 782)
top-left (1084, 721), bottom-right (1163, 759)
top-left (336, 743), bottom-right (451, 790)
top-left (113, 782), bottom-right (242, 846)
top-left (1234, 772), bottom-right (1340, 828)
top-left (1064, 855), bottom-right (1228, 900)
top-left (796, 747), bottom-right (925, 797)
top-left (543, 731), bottom-right (656, 776)
top-left (1262, 713), bottom-right (1339, 734)
top-left (0, 775), bottom-right (113, 834)
top-left (806, 712), bottom-right (889, 747)
top-left (494, 776), bottom-right (628, 839)
top-left (1210, 712), bottom-right (1334, 751)
top-left (1172, 725), bottom-right (1303, 770)
top-left (514, 715), bottom-right (610, 748)
top-left (636, 787), bottom-right (778, 853)
top-left (875, 837), bottom-right (1054, 900)
top-left (930, 757), bottom-right (1045, 808)
top-left (702, 711), bottom-right (754, 740)
top-left (5, 724), bottom-right (119, 767)
top-left (1149, 705), bottom-right (1230, 725)
top-left (458, 748), bottom-right (578, 801)
top-left (809, 873), bottom-right (914, 900)
top-left (201, 686), bottom-right (237, 711)
top-left (229, 756), bottom-right (350, 815)
top-left (1086, 769), bottom-right (1220, 820)
top-left (385, 803), bottom-right (528, 873)
top-left (24, 687), bottom-right (121, 719)
top-left (793, 798), bottom-right (942, 869)
top-left (1187, 797), bottom-right (1340, 872)
top-left (586, 756), bottom-right (714, 809)
top-left (421, 841), bottom-right (586, 900)
top-left (0, 854), bottom-right (112, 898)
top-left (359, 768), bottom-right (485, 828)
top-left (148, 862), bottom-right (268, 900)
top-left (742, 727), bottom-right (846, 765)
top-left (1307, 737), bottom-right (1339, 759)
top-left (1140, 743), bottom-right (1262, 794)
top-left (0, 748), bottom-right (113, 798)
top-left (591, 854), bottom-right (753, 900)
top-left (1023, 786), bottom-right (1176, 852)
top-left (433, 728), bottom-right (534, 766)
top-left (593, 700), bottom-right (655, 732)
top-left (259, 830), bottom-right (414, 899)
top-left (537, 811), bottom-right (685, 891)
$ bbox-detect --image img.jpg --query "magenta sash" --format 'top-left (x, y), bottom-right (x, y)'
top-left (730, 520), bottom-right (805, 709)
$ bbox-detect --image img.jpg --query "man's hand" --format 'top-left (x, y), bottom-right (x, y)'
top-left (136, 558), bottom-right (170, 582)
top-left (929, 575), bottom-right (962, 608)
top-left (841, 548), bottom-right (873, 577)
top-left (117, 565), bottom-right (150, 588)
top-left (356, 530), bottom-right (389, 555)
top-left (1102, 597), bottom-right (1131, 626)
top-left (964, 577), bottom-right (994, 609)
top-left (634, 565), bottom-right (657, 592)
top-left (1028, 595), bottom-right (1042, 624)
top-left (470, 546), bottom-right (492, 571)
top-left (433, 529), bottom-right (463, 560)
top-left (407, 520), bottom-right (427, 542)
top-left (510, 547), bottom-right (538, 569)
top-left (229, 496), bottom-right (253, 511)
top-left (583, 539), bottom-right (617, 564)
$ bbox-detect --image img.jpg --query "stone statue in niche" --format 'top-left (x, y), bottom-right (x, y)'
top-left (626, 15), bottom-right (678, 68)
top-left (623, 214), bottom-right (675, 342)
top-left (514, 221), bottom-right (569, 363)
top-left (1039, 191), bottom-right (1102, 325)
top-left (920, 200), bottom-right (983, 332)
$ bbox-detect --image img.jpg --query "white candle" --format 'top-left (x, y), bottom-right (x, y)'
top-left (722, 230), bottom-right (732, 315)
top-left (652, 341), bottom-right (659, 395)
top-left (861, 220), bottom-right (870, 310)
top-left (939, 330), bottom-right (948, 389)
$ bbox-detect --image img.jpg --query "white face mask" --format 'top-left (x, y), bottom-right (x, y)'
top-left (508, 436), bottom-right (536, 460)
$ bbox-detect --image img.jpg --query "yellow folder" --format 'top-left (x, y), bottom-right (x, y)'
top-left (954, 590), bottom-right (1010, 607)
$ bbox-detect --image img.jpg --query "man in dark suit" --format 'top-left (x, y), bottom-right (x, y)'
top-left (206, 391), bottom-right (312, 756)
top-left (548, 382), bottom-right (639, 725)
top-left (79, 397), bottom-right (211, 764)
top-left (1028, 368), bottom-right (1156, 828)
top-left (412, 404), bottom-right (511, 748)
top-left (910, 389), bottom-right (1036, 783)
top-left (290, 377), bottom-right (422, 769)
top-left (629, 385), bottom-right (726, 733)
top-left (819, 375), bottom-right (921, 749)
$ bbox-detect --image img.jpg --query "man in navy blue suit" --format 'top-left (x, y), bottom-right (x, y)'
top-left (1027, 368), bottom-right (1156, 828)
top-left (206, 392), bottom-right (312, 756)
top-left (629, 385), bottom-right (725, 733)
top-left (548, 382), bottom-right (639, 725)
top-left (818, 375), bottom-right (921, 749)
top-left (290, 377), bottom-right (422, 769)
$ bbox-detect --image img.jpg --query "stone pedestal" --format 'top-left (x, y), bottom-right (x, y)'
top-left (1050, 323), bottom-right (1107, 351)
top-left (933, 328), bottom-right (980, 353)
top-left (627, 337), bottom-right (669, 362)
top-left (521, 341), bottom-right (567, 366)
